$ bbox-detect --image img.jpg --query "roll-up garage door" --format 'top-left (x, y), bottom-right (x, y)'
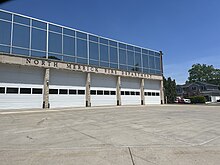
top-left (0, 64), bottom-right (44, 109)
top-left (144, 80), bottom-right (161, 104)
top-left (90, 73), bottom-right (117, 106)
top-left (121, 77), bottom-right (141, 105)
top-left (49, 69), bottom-right (86, 108)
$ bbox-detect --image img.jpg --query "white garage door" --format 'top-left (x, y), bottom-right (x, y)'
top-left (144, 80), bottom-right (161, 104)
top-left (49, 69), bottom-right (86, 108)
top-left (0, 64), bottom-right (44, 109)
top-left (90, 74), bottom-right (117, 106)
top-left (121, 77), bottom-right (141, 105)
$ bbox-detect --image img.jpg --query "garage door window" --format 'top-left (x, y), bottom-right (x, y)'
top-left (20, 88), bottom-right (31, 94)
top-left (49, 89), bottom-right (58, 94)
top-left (6, 87), bottom-right (18, 94)
top-left (69, 89), bottom-right (76, 95)
top-left (32, 88), bottom-right (43, 94)
top-left (0, 87), bottom-right (5, 94)
top-left (78, 90), bottom-right (85, 95)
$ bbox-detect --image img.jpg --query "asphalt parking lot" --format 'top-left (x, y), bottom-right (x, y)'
top-left (0, 105), bottom-right (220, 165)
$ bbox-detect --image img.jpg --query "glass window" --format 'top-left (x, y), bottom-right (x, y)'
top-left (32, 88), bottom-right (42, 94)
top-left (104, 91), bottom-right (109, 95)
top-left (6, 87), bottom-right (18, 94)
top-left (0, 45), bottom-right (10, 53)
top-left (152, 92), bottom-right (156, 96)
top-left (76, 31), bottom-right (87, 39)
top-left (14, 15), bottom-right (30, 25)
top-left (20, 88), bottom-right (31, 94)
top-left (31, 50), bottom-right (46, 58)
top-left (110, 63), bottom-right (118, 69)
top-left (78, 90), bottom-right (85, 95)
top-left (49, 24), bottom-right (62, 33)
top-left (121, 91), bottom-right (124, 95)
top-left (0, 87), bottom-right (5, 93)
top-left (99, 38), bottom-right (108, 45)
top-left (59, 89), bottom-right (68, 94)
top-left (156, 92), bottom-right (160, 96)
top-left (119, 49), bottom-right (126, 65)
top-left (135, 52), bottom-right (142, 68)
top-left (149, 56), bottom-right (155, 69)
top-left (97, 90), bottom-right (103, 95)
top-left (125, 91), bottom-right (130, 95)
top-left (89, 59), bottom-right (99, 66)
top-left (127, 45), bottom-right (134, 51)
top-left (127, 51), bottom-right (134, 66)
top-left (155, 52), bottom-right (160, 57)
top-left (89, 35), bottom-right (98, 42)
top-left (48, 53), bottom-right (62, 60)
top-left (69, 89), bottom-right (76, 94)
top-left (119, 65), bottom-right (127, 71)
top-left (63, 56), bottom-right (75, 63)
top-left (77, 38), bottom-right (87, 58)
top-left (119, 43), bottom-right (126, 49)
top-left (142, 49), bottom-right (149, 54)
top-left (90, 90), bottom-right (96, 95)
top-left (131, 91), bottom-right (135, 95)
top-left (136, 92), bottom-right (140, 95)
top-left (13, 24), bottom-right (30, 48)
top-left (32, 20), bottom-right (46, 30)
top-left (89, 42), bottom-right (99, 60)
top-left (134, 47), bottom-right (141, 52)
top-left (110, 47), bottom-right (118, 63)
top-left (100, 44), bottom-right (109, 62)
top-left (49, 89), bottom-right (58, 94)
top-left (142, 54), bottom-right (149, 68)
top-left (100, 61), bottom-right (109, 68)
top-left (149, 50), bottom-right (155, 55)
top-left (63, 35), bottom-right (75, 56)
top-left (0, 20), bottom-right (11, 45)
top-left (76, 58), bottom-right (87, 64)
top-left (155, 57), bottom-right (161, 70)
top-left (12, 48), bottom-right (29, 56)
top-left (31, 28), bottom-right (46, 51)
top-left (110, 91), bottom-right (116, 95)
top-left (63, 28), bottom-right (75, 36)
top-left (48, 32), bottom-right (62, 53)
top-left (147, 92), bottom-right (152, 96)
top-left (0, 11), bottom-right (12, 21)
top-left (109, 40), bottom-right (117, 47)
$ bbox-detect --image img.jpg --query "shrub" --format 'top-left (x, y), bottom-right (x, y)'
top-left (188, 96), bottom-right (206, 104)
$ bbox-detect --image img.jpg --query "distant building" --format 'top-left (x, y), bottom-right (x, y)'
top-left (176, 82), bottom-right (220, 102)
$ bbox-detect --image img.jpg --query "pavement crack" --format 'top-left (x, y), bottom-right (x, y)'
top-left (128, 147), bottom-right (135, 165)
top-left (37, 117), bottom-right (48, 125)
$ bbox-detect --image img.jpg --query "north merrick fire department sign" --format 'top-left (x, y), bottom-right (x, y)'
top-left (0, 54), bottom-right (162, 80)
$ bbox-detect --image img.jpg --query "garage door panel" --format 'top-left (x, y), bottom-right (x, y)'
top-left (49, 95), bottom-right (85, 108)
top-left (0, 64), bottom-right (44, 84)
top-left (121, 78), bottom-right (141, 105)
top-left (50, 69), bottom-right (86, 86)
top-left (90, 74), bottom-right (116, 106)
top-left (49, 69), bottom-right (86, 108)
top-left (0, 95), bottom-right (43, 109)
top-left (91, 96), bottom-right (116, 106)
top-left (144, 80), bottom-right (160, 90)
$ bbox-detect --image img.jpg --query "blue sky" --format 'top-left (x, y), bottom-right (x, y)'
top-left (1, 0), bottom-right (220, 84)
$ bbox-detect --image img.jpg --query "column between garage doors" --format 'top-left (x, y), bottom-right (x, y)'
top-left (43, 68), bottom-right (50, 109)
top-left (141, 78), bottom-right (145, 105)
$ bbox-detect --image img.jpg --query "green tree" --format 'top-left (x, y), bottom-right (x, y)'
top-left (164, 77), bottom-right (177, 103)
top-left (188, 64), bottom-right (220, 87)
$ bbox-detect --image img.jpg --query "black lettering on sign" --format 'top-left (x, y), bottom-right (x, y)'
top-left (26, 58), bottom-right (31, 64)
top-left (34, 60), bottom-right (39, 65)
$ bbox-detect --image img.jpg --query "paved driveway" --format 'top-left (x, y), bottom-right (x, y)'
top-left (0, 105), bottom-right (220, 165)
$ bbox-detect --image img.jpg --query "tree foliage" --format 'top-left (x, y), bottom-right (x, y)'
top-left (164, 77), bottom-right (177, 103)
top-left (188, 64), bottom-right (220, 87)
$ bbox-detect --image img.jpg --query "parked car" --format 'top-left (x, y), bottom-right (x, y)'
top-left (175, 97), bottom-right (191, 104)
